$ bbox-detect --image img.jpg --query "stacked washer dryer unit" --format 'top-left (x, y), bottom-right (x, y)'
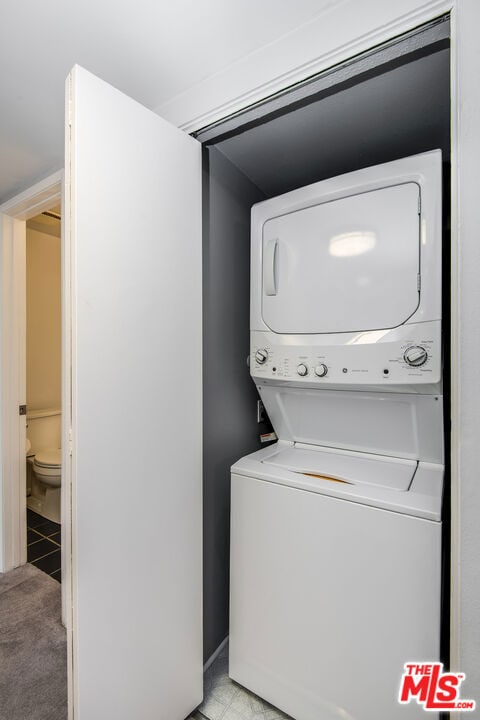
top-left (230, 151), bottom-right (444, 720)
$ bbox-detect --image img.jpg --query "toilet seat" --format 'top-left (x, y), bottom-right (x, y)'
top-left (34, 448), bottom-right (61, 468)
top-left (29, 448), bottom-right (61, 523)
top-left (33, 449), bottom-right (62, 487)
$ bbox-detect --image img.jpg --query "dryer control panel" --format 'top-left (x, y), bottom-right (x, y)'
top-left (250, 322), bottom-right (441, 387)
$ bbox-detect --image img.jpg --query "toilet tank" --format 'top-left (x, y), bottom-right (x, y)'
top-left (27, 408), bottom-right (61, 453)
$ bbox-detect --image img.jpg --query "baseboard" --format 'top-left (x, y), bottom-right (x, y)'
top-left (203, 635), bottom-right (228, 672)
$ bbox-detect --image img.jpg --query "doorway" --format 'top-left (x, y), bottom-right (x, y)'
top-left (0, 172), bottom-right (71, 621)
top-left (25, 206), bottom-right (62, 582)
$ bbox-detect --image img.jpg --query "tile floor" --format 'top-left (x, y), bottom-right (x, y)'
top-left (27, 509), bottom-right (61, 582)
top-left (195, 643), bottom-right (292, 720)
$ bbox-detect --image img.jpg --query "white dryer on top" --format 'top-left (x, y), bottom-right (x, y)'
top-left (250, 150), bottom-right (442, 390)
top-left (230, 151), bottom-right (445, 720)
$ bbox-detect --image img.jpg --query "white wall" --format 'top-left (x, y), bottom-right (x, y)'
top-left (158, 0), bottom-right (455, 131)
top-left (26, 222), bottom-right (61, 412)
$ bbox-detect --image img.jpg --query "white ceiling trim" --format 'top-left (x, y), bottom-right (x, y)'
top-left (157, 0), bottom-right (452, 134)
top-left (0, 171), bottom-right (62, 220)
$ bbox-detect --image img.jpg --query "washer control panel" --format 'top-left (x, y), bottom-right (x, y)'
top-left (250, 324), bottom-right (441, 386)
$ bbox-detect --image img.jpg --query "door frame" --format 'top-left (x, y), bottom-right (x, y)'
top-left (0, 172), bottom-right (71, 626)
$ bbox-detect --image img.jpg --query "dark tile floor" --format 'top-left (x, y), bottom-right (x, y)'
top-left (27, 509), bottom-right (61, 582)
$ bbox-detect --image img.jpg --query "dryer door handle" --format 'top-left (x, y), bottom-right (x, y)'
top-left (264, 238), bottom-right (278, 296)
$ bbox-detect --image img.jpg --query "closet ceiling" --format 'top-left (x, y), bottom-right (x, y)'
top-left (216, 48), bottom-right (450, 197)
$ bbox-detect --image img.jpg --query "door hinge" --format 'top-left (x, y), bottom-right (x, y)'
top-left (19, 404), bottom-right (27, 416)
top-left (418, 194), bottom-right (421, 214)
top-left (417, 273), bottom-right (421, 291)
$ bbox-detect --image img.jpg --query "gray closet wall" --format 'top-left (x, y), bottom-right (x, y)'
top-left (203, 148), bottom-right (265, 660)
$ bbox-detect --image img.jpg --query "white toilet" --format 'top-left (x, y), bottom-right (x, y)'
top-left (26, 409), bottom-right (62, 524)
top-left (30, 449), bottom-right (62, 523)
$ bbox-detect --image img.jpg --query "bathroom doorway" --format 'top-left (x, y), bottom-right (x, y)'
top-left (25, 207), bottom-right (62, 582)
top-left (0, 172), bottom-right (70, 624)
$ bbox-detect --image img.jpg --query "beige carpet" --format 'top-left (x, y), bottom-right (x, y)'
top-left (0, 563), bottom-right (67, 720)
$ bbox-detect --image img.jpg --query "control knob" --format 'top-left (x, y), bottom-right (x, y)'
top-left (255, 349), bottom-right (268, 365)
top-left (297, 363), bottom-right (308, 377)
top-left (403, 345), bottom-right (428, 367)
top-left (314, 363), bottom-right (328, 378)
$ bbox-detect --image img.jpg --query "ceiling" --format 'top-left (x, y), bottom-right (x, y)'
top-left (0, 0), bottom-right (326, 205)
top-left (215, 47), bottom-right (450, 198)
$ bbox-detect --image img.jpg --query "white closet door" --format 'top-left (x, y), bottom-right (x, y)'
top-left (65, 65), bottom-right (202, 720)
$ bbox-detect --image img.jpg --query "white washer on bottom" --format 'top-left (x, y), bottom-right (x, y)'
top-left (230, 421), bottom-right (443, 720)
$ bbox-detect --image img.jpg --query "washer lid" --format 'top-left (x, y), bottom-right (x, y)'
top-left (34, 449), bottom-right (61, 467)
top-left (261, 444), bottom-right (416, 491)
top-left (232, 441), bottom-right (444, 520)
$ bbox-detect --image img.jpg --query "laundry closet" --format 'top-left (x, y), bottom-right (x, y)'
top-left (61, 13), bottom-right (452, 720)
top-left (200, 13), bottom-right (450, 676)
